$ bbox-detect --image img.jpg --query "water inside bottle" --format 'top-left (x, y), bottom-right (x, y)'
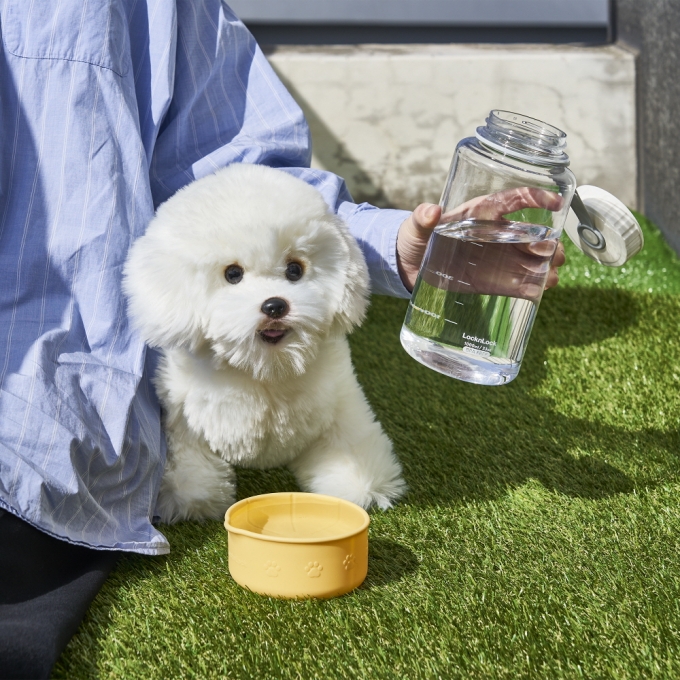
top-left (400, 219), bottom-right (559, 385)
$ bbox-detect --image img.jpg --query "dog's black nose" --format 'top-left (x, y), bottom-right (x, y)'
top-left (261, 297), bottom-right (289, 318)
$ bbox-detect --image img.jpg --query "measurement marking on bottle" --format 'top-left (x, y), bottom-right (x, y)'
top-left (457, 280), bottom-right (470, 285)
top-left (444, 318), bottom-right (458, 324)
top-left (470, 242), bottom-right (484, 248)
top-left (455, 301), bottom-right (464, 305)
top-left (432, 269), bottom-right (455, 281)
top-left (463, 346), bottom-right (491, 357)
top-left (468, 262), bottom-right (477, 266)
top-left (409, 302), bottom-right (440, 319)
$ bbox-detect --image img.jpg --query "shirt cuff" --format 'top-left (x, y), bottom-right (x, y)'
top-left (338, 202), bottom-right (413, 298)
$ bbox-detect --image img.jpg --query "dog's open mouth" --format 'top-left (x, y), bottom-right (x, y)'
top-left (258, 327), bottom-right (289, 345)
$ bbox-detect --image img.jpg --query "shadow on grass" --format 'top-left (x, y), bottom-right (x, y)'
top-left (99, 519), bottom-right (222, 587)
top-left (350, 286), bottom-right (679, 507)
top-left (362, 537), bottom-right (420, 589)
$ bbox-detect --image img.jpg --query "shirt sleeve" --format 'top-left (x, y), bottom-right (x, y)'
top-left (150, 0), bottom-right (412, 298)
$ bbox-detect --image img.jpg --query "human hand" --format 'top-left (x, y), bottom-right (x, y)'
top-left (396, 187), bottom-right (566, 293)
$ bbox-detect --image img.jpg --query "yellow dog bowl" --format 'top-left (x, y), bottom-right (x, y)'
top-left (224, 492), bottom-right (369, 599)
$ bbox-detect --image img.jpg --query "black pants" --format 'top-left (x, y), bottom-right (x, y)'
top-left (0, 510), bottom-right (120, 679)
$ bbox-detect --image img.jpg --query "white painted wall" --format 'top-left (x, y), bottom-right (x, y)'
top-left (267, 43), bottom-right (637, 210)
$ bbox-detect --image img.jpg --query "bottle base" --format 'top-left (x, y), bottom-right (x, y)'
top-left (400, 326), bottom-right (519, 386)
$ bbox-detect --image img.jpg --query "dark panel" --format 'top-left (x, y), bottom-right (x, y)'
top-left (616, 0), bottom-right (680, 252)
top-left (250, 24), bottom-right (610, 47)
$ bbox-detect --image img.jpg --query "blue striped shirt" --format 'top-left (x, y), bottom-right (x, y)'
top-left (0, 0), bottom-right (411, 554)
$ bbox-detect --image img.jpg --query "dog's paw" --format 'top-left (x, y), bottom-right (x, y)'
top-left (308, 470), bottom-right (406, 511)
top-left (291, 426), bottom-right (407, 511)
top-left (156, 481), bottom-right (236, 524)
top-left (156, 448), bottom-right (237, 524)
top-left (364, 478), bottom-right (408, 511)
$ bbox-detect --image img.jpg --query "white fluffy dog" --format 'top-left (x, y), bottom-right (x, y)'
top-left (123, 164), bottom-right (406, 523)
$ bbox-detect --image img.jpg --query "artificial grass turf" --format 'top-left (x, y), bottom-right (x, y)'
top-left (53, 213), bottom-right (680, 679)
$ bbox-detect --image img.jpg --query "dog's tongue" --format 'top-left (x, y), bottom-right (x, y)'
top-left (261, 329), bottom-right (285, 340)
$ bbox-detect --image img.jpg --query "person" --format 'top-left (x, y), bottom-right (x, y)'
top-left (0, 1), bottom-right (565, 677)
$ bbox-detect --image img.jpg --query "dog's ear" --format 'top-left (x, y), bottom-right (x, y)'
top-left (332, 218), bottom-right (371, 334)
top-left (123, 227), bottom-right (204, 350)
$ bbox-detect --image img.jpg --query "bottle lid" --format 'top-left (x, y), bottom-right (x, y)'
top-left (564, 185), bottom-right (644, 267)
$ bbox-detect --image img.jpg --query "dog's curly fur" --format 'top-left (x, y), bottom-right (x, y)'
top-left (123, 164), bottom-right (406, 523)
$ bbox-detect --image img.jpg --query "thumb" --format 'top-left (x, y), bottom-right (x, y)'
top-left (410, 203), bottom-right (441, 237)
top-left (397, 203), bottom-right (442, 291)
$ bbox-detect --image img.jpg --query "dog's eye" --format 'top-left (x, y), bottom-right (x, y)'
top-left (225, 264), bottom-right (244, 284)
top-left (285, 261), bottom-right (304, 282)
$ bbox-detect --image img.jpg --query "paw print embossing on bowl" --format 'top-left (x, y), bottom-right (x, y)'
top-left (304, 561), bottom-right (323, 578)
top-left (343, 554), bottom-right (355, 571)
top-left (264, 560), bottom-right (281, 577)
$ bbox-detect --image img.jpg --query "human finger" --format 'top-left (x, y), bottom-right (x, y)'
top-left (544, 241), bottom-right (566, 290)
top-left (410, 202), bottom-right (442, 234)
top-left (551, 240), bottom-right (566, 268)
top-left (396, 203), bottom-right (442, 290)
top-left (441, 187), bottom-right (563, 223)
top-left (490, 186), bottom-right (563, 216)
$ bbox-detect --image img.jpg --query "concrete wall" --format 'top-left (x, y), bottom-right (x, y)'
top-left (616, 0), bottom-right (680, 252)
top-left (266, 43), bottom-right (636, 211)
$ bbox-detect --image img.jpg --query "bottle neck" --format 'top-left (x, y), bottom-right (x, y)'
top-left (475, 110), bottom-right (570, 167)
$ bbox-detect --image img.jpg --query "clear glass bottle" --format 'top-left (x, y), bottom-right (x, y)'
top-left (400, 110), bottom-right (577, 385)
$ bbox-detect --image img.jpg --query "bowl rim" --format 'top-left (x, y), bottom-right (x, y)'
top-left (224, 492), bottom-right (370, 544)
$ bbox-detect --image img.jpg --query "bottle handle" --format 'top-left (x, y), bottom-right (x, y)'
top-left (570, 191), bottom-right (607, 251)
top-left (564, 186), bottom-right (643, 267)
